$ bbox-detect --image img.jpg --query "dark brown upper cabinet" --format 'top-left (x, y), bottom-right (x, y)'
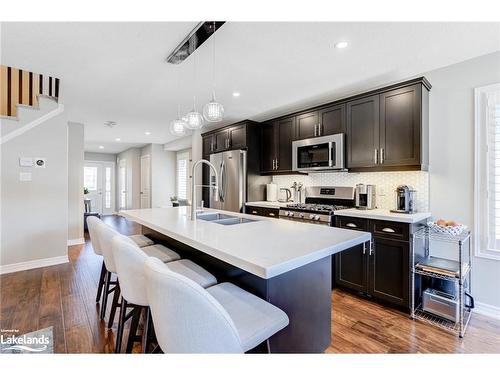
top-left (203, 122), bottom-right (249, 154)
top-left (296, 111), bottom-right (319, 140)
top-left (346, 95), bottom-right (380, 169)
top-left (202, 133), bottom-right (215, 154)
top-left (319, 104), bottom-right (345, 136)
top-left (260, 116), bottom-right (295, 173)
top-left (213, 129), bottom-right (229, 153)
top-left (295, 104), bottom-right (346, 140)
top-left (228, 123), bottom-right (247, 150)
top-left (346, 80), bottom-right (429, 172)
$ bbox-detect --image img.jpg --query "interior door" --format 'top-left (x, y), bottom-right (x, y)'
top-left (119, 159), bottom-right (127, 210)
top-left (140, 155), bottom-right (151, 209)
top-left (84, 162), bottom-right (103, 214)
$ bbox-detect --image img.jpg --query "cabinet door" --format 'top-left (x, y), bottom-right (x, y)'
top-left (260, 122), bottom-right (277, 172)
top-left (276, 116), bottom-right (295, 171)
top-left (319, 104), bottom-right (345, 136)
top-left (335, 244), bottom-right (368, 293)
top-left (368, 237), bottom-right (409, 308)
top-left (214, 129), bottom-right (229, 153)
top-left (202, 134), bottom-right (214, 154)
top-left (228, 124), bottom-right (247, 150)
top-left (379, 84), bottom-right (421, 167)
top-left (346, 95), bottom-right (380, 169)
top-left (295, 111), bottom-right (318, 140)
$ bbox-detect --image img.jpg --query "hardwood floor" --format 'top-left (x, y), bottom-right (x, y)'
top-left (1, 214), bottom-right (499, 353)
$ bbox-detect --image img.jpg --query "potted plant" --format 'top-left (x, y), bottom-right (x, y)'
top-left (84, 187), bottom-right (89, 195)
top-left (170, 196), bottom-right (179, 207)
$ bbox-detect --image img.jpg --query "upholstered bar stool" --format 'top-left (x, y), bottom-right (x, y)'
top-left (111, 235), bottom-right (217, 353)
top-left (144, 257), bottom-right (289, 353)
top-left (87, 217), bottom-right (156, 309)
top-left (96, 221), bottom-right (182, 328)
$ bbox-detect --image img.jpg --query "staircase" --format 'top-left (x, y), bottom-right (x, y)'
top-left (0, 65), bottom-right (63, 144)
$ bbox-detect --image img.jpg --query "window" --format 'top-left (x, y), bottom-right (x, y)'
top-left (475, 83), bottom-right (500, 260)
top-left (84, 166), bottom-right (98, 191)
top-left (176, 150), bottom-right (190, 200)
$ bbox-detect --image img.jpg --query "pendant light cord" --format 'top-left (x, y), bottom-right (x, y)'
top-left (212, 21), bottom-right (216, 92)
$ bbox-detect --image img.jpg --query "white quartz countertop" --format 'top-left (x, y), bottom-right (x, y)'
top-left (120, 207), bottom-right (370, 279)
top-left (245, 201), bottom-right (290, 209)
top-left (334, 208), bottom-right (431, 223)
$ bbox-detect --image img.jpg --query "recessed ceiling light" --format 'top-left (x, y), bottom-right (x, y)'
top-left (104, 121), bottom-right (117, 128)
top-left (334, 41), bottom-right (349, 49)
top-left (115, 138), bottom-right (121, 142)
top-left (232, 92), bottom-right (241, 97)
top-left (145, 131), bottom-right (151, 135)
top-left (99, 145), bottom-right (104, 149)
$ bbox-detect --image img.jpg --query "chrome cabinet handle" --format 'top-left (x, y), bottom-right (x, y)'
top-left (272, 159), bottom-right (275, 170)
top-left (362, 242), bottom-right (366, 255)
top-left (275, 159), bottom-right (279, 170)
top-left (369, 242), bottom-right (374, 256)
top-left (380, 148), bottom-right (384, 164)
top-left (268, 212), bottom-right (275, 217)
top-left (374, 149), bottom-right (378, 164)
top-left (345, 223), bottom-right (357, 228)
top-left (251, 210), bottom-right (258, 214)
top-left (381, 227), bottom-right (395, 233)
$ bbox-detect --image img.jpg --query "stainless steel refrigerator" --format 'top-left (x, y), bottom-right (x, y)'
top-left (209, 150), bottom-right (247, 213)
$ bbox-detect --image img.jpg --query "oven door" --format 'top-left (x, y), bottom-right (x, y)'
top-left (292, 134), bottom-right (344, 171)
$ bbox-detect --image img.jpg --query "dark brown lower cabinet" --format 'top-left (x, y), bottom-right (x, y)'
top-left (334, 216), bottom-right (420, 310)
top-left (245, 205), bottom-right (279, 218)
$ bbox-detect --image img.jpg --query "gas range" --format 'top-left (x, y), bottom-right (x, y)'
top-left (279, 186), bottom-right (355, 226)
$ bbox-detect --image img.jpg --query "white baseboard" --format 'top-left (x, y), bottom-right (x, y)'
top-left (474, 301), bottom-right (500, 320)
top-left (67, 238), bottom-right (85, 246)
top-left (0, 255), bottom-right (69, 275)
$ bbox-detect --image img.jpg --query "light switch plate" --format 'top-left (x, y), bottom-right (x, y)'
top-left (19, 157), bottom-right (33, 167)
top-left (20, 172), bottom-right (32, 181)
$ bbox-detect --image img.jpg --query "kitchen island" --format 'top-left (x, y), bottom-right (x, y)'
top-left (120, 206), bottom-right (371, 353)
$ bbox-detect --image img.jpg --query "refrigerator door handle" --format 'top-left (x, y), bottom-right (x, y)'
top-left (220, 160), bottom-right (225, 202)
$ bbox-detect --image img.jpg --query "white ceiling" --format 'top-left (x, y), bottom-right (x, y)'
top-left (2, 22), bottom-right (500, 153)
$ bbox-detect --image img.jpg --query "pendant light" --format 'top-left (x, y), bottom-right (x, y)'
top-left (169, 105), bottom-right (188, 137)
top-left (184, 48), bottom-right (205, 130)
top-left (203, 22), bottom-right (224, 122)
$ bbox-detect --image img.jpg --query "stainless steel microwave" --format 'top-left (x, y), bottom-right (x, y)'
top-left (292, 133), bottom-right (345, 172)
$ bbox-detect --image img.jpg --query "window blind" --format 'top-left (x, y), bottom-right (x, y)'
top-left (176, 151), bottom-right (190, 200)
top-left (487, 90), bottom-right (500, 251)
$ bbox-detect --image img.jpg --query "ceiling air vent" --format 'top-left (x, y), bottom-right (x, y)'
top-left (166, 21), bottom-right (225, 64)
top-left (104, 121), bottom-right (117, 128)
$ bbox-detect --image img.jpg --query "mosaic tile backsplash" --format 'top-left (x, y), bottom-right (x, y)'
top-left (272, 171), bottom-right (429, 212)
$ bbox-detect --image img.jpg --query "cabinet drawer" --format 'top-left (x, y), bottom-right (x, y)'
top-left (371, 220), bottom-right (409, 241)
top-left (246, 206), bottom-right (279, 218)
top-left (336, 216), bottom-right (369, 231)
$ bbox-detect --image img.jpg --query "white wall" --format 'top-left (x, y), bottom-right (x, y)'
top-left (117, 147), bottom-right (141, 209)
top-left (68, 122), bottom-right (84, 243)
top-left (425, 51), bottom-right (500, 310)
top-left (1, 111), bottom-right (68, 269)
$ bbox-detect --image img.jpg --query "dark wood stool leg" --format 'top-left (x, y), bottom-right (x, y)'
top-left (115, 298), bottom-right (127, 353)
top-left (100, 271), bottom-right (111, 320)
top-left (142, 307), bottom-right (153, 353)
top-left (126, 307), bottom-right (141, 353)
top-left (96, 261), bottom-right (106, 303)
top-left (108, 280), bottom-right (121, 329)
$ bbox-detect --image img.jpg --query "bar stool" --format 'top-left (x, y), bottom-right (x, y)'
top-left (87, 216), bottom-right (155, 306)
top-left (96, 220), bottom-right (182, 328)
top-left (111, 235), bottom-right (217, 353)
top-left (143, 257), bottom-right (290, 353)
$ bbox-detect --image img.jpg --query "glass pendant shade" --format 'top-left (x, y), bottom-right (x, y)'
top-left (203, 91), bottom-right (224, 122)
top-left (184, 109), bottom-right (205, 130)
top-left (169, 118), bottom-right (188, 136)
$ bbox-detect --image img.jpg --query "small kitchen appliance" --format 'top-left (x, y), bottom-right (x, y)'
top-left (292, 134), bottom-right (345, 172)
top-left (279, 186), bottom-right (355, 226)
top-left (354, 184), bottom-right (376, 210)
top-left (266, 183), bottom-right (278, 202)
top-left (390, 185), bottom-right (416, 213)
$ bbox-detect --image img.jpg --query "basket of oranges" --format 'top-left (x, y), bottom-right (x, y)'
top-left (427, 219), bottom-right (467, 236)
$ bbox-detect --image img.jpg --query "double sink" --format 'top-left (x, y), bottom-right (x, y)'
top-left (196, 212), bottom-right (256, 226)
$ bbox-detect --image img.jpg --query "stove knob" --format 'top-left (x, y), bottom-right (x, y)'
top-left (314, 215), bottom-right (321, 221)
top-left (289, 212), bottom-right (294, 217)
top-left (309, 214), bottom-right (315, 219)
top-left (299, 213), bottom-right (305, 218)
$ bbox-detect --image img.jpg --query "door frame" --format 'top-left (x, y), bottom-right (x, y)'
top-left (140, 154), bottom-right (151, 209)
top-left (83, 160), bottom-right (116, 215)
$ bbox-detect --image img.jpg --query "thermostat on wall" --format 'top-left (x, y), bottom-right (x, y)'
top-left (34, 158), bottom-right (46, 168)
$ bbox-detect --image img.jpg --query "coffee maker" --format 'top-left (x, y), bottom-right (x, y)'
top-left (390, 185), bottom-right (416, 213)
top-left (355, 184), bottom-right (376, 210)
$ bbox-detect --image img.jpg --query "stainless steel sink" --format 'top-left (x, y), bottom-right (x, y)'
top-left (197, 212), bottom-right (256, 225)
